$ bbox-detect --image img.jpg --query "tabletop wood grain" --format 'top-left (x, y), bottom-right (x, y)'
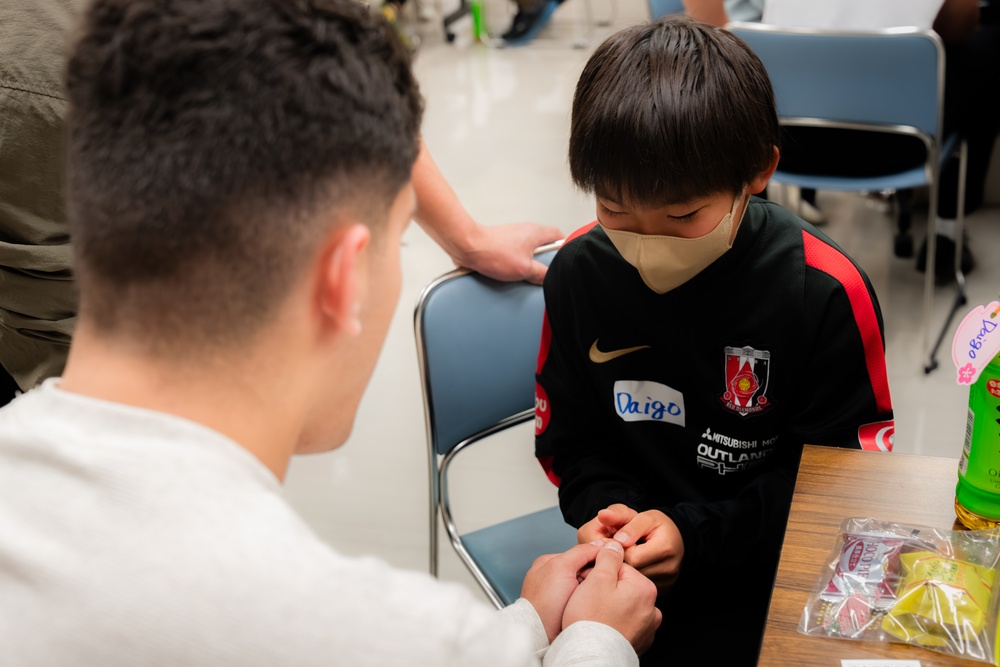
top-left (757, 444), bottom-right (987, 666)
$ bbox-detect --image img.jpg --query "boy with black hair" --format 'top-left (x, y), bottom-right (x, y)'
top-left (535, 15), bottom-right (894, 665)
top-left (0, 0), bottom-right (661, 664)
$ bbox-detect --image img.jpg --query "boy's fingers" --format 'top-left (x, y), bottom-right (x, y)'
top-left (597, 504), bottom-right (635, 529)
top-left (612, 512), bottom-right (659, 547)
top-left (576, 524), bottom-right (605, 543)
top-left (625, 543), bottom-right (663, 571)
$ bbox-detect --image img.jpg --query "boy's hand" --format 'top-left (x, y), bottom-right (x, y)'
top-left (519, 541), bottom-right (603, 643)
top-left (610, 509), bottom-right (685, 591)
top-left (576, 503), bottom-right (637, 542)
top-left (578, 504), bottom-right (685, 591)
top-left (562, 541), bottom-right (662, 655)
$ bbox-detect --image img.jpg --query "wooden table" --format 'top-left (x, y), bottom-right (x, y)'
top-left (757, 444), bottom-right (985, 666)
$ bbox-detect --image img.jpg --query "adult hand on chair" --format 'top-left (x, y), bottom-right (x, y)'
top-left (449, 221), bottom-right (562, 285)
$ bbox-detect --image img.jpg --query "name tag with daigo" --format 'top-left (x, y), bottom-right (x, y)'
top-left (613, 380), bottom-right (685, 427)
top-left (952, 299), bottom-right (1000, 530)
top-left (953, 300), bottom-right (1000, 386)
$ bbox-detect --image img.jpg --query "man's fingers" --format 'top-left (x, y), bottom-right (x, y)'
top-left (530, 553), bottom-right (559, 569)
top-left (525, 259), bottom-right (548, 285)
top-left (585, 540), bottom-right (625, 585)
top-left (528, 224), bottom-right (563, 247)
top-left (551, 541), bottom-right (603, 572)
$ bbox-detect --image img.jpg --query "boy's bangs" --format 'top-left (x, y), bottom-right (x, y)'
top-left (569, 16), bottom-right (780, 208)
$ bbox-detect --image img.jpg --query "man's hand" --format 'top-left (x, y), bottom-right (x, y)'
top-left (519, 541), bottom-right (603, 643)
top-left (455, 222), bottom-right (562, 285)
top-left (562, 541), bottom-right (662, 655)
top-left (578, 504), bottom-right (685, 591)
top-left (411, 141), bottom-right (563, 284)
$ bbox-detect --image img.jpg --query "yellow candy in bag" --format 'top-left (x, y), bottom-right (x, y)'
top-left (881, 551), bottom-right (995, 649)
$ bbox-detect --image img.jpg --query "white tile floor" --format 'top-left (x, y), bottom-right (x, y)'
top-left (283, 0), bottom-right (1000, 605)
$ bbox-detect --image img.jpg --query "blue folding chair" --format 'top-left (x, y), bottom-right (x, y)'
top-left (413, 244), bottom-right (577, 608)
top-left (727, 23), bottom-right (968, 373)
top-left (647, 0), bottom-right (684, 19)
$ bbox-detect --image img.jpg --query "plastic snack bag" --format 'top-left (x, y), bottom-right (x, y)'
top-left (799, 517), bottom-right (1000, 664)
top-left (882, 551), bottom-right (995, 649)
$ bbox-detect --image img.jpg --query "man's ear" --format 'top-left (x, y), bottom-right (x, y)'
top-left (748, 146), bottom-right (780, 195)
top-left (318, 223), bottom-right (371, 337)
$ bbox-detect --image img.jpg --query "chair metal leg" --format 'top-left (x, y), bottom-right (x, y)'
top-left (893, 189), bottom-right (914, 258)
top-left (443, 0), bottom-right (471, 42)
top-left (429, 454), bottom-right (439, 576)
top-left (925, 288), bottom-right (968, 374)
top-left (924, 140), bottom-right (969, 374)
top-left (921, 168), bottom-right (940, 373)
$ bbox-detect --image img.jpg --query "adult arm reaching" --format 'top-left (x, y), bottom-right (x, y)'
top-left (682, 0), bottom-right (728, 26)
top-left (412, 140), bottom-right (563, 284)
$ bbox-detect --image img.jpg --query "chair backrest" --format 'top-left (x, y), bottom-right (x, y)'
top-left (415, 249), bottom-right (557, 457)
top-left (647, 0), bottom-right (684, 20)
top-left (727, 23), bottom-right (944, 140)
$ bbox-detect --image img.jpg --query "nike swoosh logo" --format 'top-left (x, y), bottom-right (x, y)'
top-left (589, 339), bottom-right (651, 363)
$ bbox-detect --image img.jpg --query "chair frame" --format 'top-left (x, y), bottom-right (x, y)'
top-left (434, 410), bottom-right (535, 607)
top-left (414, 243), bottom-right (562, 609)
top-left (727, 22), bottom-right (968, 373)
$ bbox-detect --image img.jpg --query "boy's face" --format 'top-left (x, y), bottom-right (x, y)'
top-left (596, 190), bottom-right (746, 242)
top-left (595, 149), bottom-right (779, 240)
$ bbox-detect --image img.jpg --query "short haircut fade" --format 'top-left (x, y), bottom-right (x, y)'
top-left (66, 0), bottom-right (423, 350)
top-left (569, 15), bottom-right (780, 207)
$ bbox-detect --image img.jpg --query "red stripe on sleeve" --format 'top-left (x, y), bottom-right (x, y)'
top-left (537, 455), bottom-right (561, 486)
top-left (802, 230), bottom-right (892, 415)
top-left (536, 221), bottom-right (595, 375)
top-left (536, 317), bottom-right (560, 485)
top-left (534, 221), bottom-right (597, 487)
top-left (565, 220), bottom-right (599, 244)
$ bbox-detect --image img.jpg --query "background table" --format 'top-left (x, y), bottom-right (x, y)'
top-left (758, 444), bottom-right (986, 666)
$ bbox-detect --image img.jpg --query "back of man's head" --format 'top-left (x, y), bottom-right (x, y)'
top-left (569, 15), bottom-right (780, 208)
top-left (66, 0), bottom-right (423, 352)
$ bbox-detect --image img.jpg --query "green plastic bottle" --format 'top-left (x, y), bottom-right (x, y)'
top-left (955, 353), bottom-right (1000, 529)
top-left (470, 0), bottom-right (485, 41)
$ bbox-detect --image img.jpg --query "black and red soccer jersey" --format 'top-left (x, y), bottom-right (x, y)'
top-left (535, 197), bottom-right (893, 664)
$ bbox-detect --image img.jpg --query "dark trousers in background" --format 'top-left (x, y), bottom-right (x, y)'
top-left (0, 362), bottom-right (20, 408)
top-left (778, 24), bottom-right (1000, 220)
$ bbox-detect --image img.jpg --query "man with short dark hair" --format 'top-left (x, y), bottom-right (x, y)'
top-left (0, 0), bottom-right (659, 664)
top-left (0, 0), bottom-right (561, 410)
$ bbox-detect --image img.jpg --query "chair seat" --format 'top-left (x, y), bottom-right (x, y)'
top-left (772, 133), bottom-right (959, 193)
top-left (771, 165), bottom-right (929, 192)
top-left (460, 506), bottom-right (578, 606)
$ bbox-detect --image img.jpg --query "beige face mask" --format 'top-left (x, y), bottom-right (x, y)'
top-left (601, 192), bottom-right (748, 294)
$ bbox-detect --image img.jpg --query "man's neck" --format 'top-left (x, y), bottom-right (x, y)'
top-left (59, 328), bottom-right (303, 480)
